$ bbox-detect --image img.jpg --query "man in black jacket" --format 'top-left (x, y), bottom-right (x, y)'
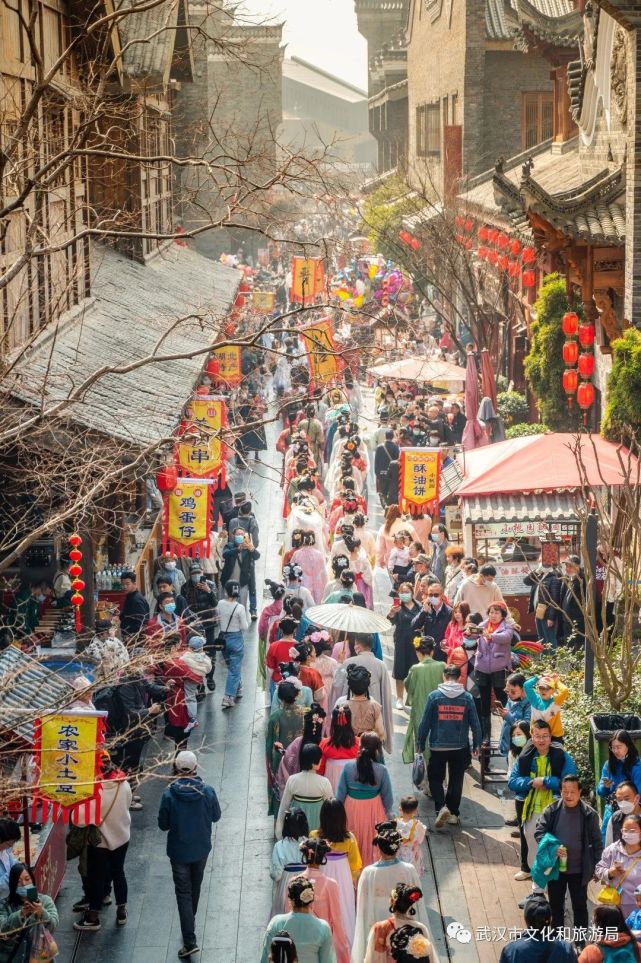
top-left (183, 562), bottom-right (218, 690)
top-left (411, 584), bottom-right (452, 662)
top-left (534, 775), bottom-right (602, 934)
top-left (606, 781), bottom-right (641, 846)
top-left (374, 429), bottom-right (399, 508)
top-left (120, 571), bottom-right (149, 641)
top-left (105, 673), bottom-right (166, 810)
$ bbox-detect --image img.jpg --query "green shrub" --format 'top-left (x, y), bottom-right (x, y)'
top-left (524, 274), bottom-right (582, 431)
top-left (602, 327), bottom-right (641, 442)
top-left (497, 390), bottom-right (529, 426)
top-left (505, 422), bottom-right (548, 438)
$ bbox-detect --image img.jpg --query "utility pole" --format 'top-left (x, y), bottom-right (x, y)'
top-left (584, 509), bottom-right (598, 695)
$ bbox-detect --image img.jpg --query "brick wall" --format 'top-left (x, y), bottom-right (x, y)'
top-left (481, 52), bottom-right (554, 171)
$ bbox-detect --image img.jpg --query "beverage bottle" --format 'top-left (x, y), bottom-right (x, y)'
top-left (558, 846), bottom-right (568, 873)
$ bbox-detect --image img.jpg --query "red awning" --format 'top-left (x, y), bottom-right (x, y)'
top-left (455, 433), bottom-right (638, 497)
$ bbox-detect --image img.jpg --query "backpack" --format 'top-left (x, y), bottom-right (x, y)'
top-left (93, 685), bottom-right (127, 734)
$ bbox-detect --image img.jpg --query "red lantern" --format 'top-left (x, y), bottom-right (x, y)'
top-left (478, 226), bottom-right (489, 242)
top-left (410, 237), bottom-right (421, 250)
top-left (157, 464), bottom-right (178, 492)
top-left (455, 216), bottom-right (465, 228)
top-left (497, 233), bottom-right (509, 251)
top-left (510, 239), bottom-right (522, 257)
top-left (398, 230), bottom-right (409, 244)
top-left (578, 323), bottom-right (596, 348)
top-left (206, 357), bottom-right (220, 377)
top-left (561, 312), bottom-right (580, 337)
top-left (69, 564), bottom-right (82, 578)
top-left (478, 246), bottom-right (488, 260)
top-left (465, 238), bottom-right (473, 250)
top-left (464, 218), bottom-right (474, 233)
top-left (69, 548), bottom-right (82, 562)
top-left (522, 270), bottom-right (536, 288)
top-left (488, 250), bottom-right (498, 265)
top-left (455, 234), bottom-right (464, 245)
top-left (577, 380), bottom-right (595, 422)
top-left (488, 228), bottom-right (499, 246)
top-left (498, 255), bottom-right (509, 271)
top-left (68, 534), bottom-right (82, 547)
top-left (522, 246), bottom-right (536, 264)
top-left (563, 368), bottom-right (578, 404)
top-left (563, 341), bottom-right (579, 366)
top-left (577, 353), bottom-right (595, 379)
top-left (508, 260), bottom-right (520, 278)
top-left (71, 578), bottom-right (85, 592)
top-left (71, 592), bottom-right (84, 607)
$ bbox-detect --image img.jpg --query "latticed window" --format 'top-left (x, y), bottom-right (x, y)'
top-left (416, 102), bottom-right (440, 158)
top-left (522, 92), bottom-right (554, 149)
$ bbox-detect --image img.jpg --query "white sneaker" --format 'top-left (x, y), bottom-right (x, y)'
top-left (395, 698), bottom-right (404, 710)
top-left (514, 870), bottom-right (531, 881)
top-left (221, 696), bottom-right (235, 710)
top-left (434, 806), bottom-right (451, 828)
top-left (447, 815), bottom-right (460, 826)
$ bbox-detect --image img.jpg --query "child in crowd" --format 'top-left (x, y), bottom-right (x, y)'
top-left (397, 795), bottom-right (427, 876)
top-left (524, 673), bottom-right (568, 741)
top-left (387, 532), bottom-right (412, 587)
top-left (178, 636), bottom-right (212, 734)
top-left (499, 673), bottom-right (532, 758)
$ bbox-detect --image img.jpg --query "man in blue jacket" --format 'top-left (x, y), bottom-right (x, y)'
top-left (158, 750), bottom-right (222, 959)
top-left (417, 664), bottom-right (482, 828)
top-left (507, 720), bottom-right (576, 905)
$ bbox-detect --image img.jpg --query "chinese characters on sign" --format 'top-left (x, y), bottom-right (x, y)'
top-left (290, 257), bottom-right (326, 305)
top-left (211, 345), bottom-right (242, 385)
top-left (164, 478), bottom-right (212, 557)
top-left (472, 520), bottom-right (578, 537)
top-left (32, 712), bottom-right (106, 823)
top-left (399, 449), bottom-right (441, 515)
top-left (252, 290), bottom-right (275, 313)
top-left (300, 319), bottom-right (341, 386)
top-left (177, 399), bottom-right (226, 478)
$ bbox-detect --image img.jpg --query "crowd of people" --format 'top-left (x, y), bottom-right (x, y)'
top-left (0, 238), bottom-right (637, 963)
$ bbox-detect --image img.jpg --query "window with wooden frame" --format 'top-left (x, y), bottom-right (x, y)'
top-left (416, 102), bottom-right (441, 158)
top-left (522, 92), bottom-right (554, 150)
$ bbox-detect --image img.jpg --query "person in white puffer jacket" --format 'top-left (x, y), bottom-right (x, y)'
top-left (73, 753), bottom-right (132, 932)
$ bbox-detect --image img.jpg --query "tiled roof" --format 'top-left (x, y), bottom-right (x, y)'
top-left (463, 491), bottom-right (579, 524)
top-left (7, 245), bottom-right (240, 448)
top-left (0, 648), bottom-right (74, 746)
top-left (486, 0), bottom-right (580, 44)
top-left (458, 139), bottom-right (626, 246)
top-left (116, 0), bottom-right (193, 84)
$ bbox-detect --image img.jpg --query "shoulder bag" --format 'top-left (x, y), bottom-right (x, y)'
top-left (597, 855), bottom-right (641, 905)
top-left (215, 603), bottom-right (240, 651)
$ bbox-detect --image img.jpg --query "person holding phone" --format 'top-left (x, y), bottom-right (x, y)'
top-left (0, 863), bottom-right (58, 962)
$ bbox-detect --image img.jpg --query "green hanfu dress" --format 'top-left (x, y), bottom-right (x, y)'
top-left (266, 702), bottom-right (306, 815)
top-left (402, 656), bottom-right (445, 765)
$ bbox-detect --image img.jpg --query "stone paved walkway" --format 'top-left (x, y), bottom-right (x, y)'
top-left (58, 400), bottom-right (554, 963)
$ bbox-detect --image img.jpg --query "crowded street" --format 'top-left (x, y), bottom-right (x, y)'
top-left (4, 1), bottom-right (641, 962)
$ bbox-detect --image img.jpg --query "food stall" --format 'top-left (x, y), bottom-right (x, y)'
top-left (368, 356), bottom-right (467, 392)
top-left (0, 647), bottom-right (74, 897)
top-left (449, 433), bottom-right (636, 636)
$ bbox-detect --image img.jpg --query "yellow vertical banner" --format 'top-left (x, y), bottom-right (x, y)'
top-left (252, 291), bottom-right (275, 312)
top-left (178, 399), bottom-right (225, 477)
top-left (211, 345), bottom-right (242, 385)
top-left (165, 479), bottom-right (212, 557)
top-left (300, 318), bottom-right (341, 386)
top-left (399, 449), bottom-right (441, 515)
top-left (32, 712), bottom-right (106, 822)
top-left (291, 257), bottom-right (326, 305)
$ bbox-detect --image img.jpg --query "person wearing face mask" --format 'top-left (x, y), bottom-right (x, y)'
top-left (145, 592), bottom-right (188, 651)
top-left (0, 863), bottom-right (58, 960)
top-left (220, 527), bottom-right (260, 611)
top-left (83, 619), bottom-right (130, 686)
top-left (453, 563), bottom-right (504, 612)
top-left (410, 583), bottom-right (452, 664)
top-left (387, 582), bottom-right (421, 709)
top-left (597, 732), bottom-right (641, 843)
top-left (606, 783), bottom-right (641, 847)
top-left (182, 563), bottom-right (218, 692)
top-left (596, 814), bottom-right (641, 919)
top-left (154, 551), bottom-right (186, 598)
top-left (534, 775), bottom-right (602, 935)
top-left (508, 722), bottom-right (532, 879)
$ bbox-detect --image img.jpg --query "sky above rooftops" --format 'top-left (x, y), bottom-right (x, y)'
top-left (239, 0), bottom-right (367, 89)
